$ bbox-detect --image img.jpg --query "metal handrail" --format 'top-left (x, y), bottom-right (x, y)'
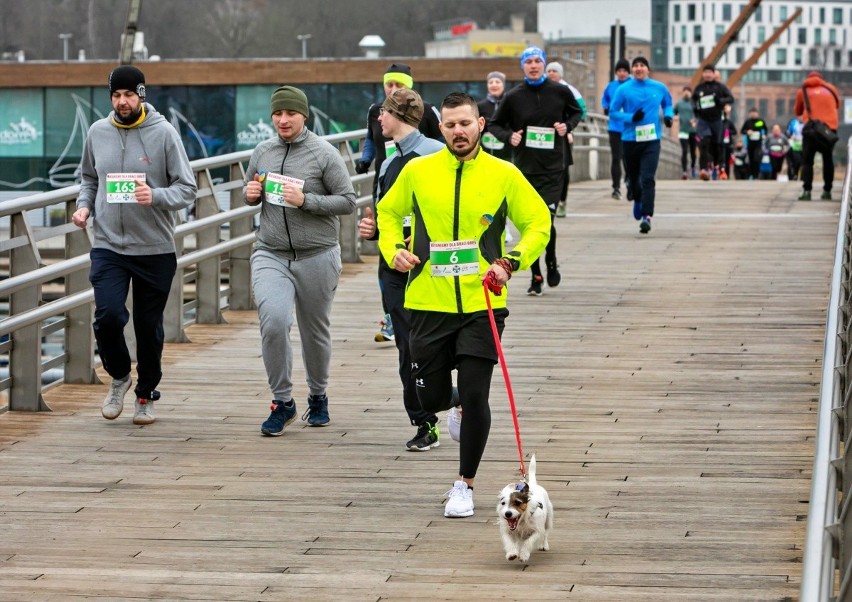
top-left (0, 119), bottom-right (683, 412)
top-left (800, 136), bottom-right (852, 601)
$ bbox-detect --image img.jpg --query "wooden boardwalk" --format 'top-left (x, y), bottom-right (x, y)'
top-left (0, 179), bottom-right (839, 601)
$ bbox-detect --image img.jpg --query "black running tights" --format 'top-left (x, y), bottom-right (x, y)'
top-left (416, 355), bottom-right (495, 479)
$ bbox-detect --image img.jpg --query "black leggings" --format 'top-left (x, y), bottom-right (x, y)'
top-left (416, 355), bottom-right (495, 479)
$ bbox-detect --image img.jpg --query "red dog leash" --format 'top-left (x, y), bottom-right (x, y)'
top-left (483, 275), bottom-right (527, 480)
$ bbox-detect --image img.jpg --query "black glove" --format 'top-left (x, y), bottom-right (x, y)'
top-left (632, 109), bottom-right (645, 123)
top-left (603, 108), bottom-right (609, 116)
top-left (354, 160), bottom-right (370, 175)
top-left (664, 116), bottom-right (673, 128)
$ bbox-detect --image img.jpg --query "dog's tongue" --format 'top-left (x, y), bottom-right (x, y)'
top-left (507, 517), bottom-right (519, 531)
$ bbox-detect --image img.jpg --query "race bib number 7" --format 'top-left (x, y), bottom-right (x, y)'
top-left (430, 240), bottom-right (479, 277)
top-left (106, 173), bottom-right (145, 203)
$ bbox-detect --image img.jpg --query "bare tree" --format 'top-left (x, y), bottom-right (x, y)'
top-left (205, 0), bottom-right (266, 58)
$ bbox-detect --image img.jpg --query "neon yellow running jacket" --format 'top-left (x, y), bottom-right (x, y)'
top-left (377, 147), bottom-right (551, 313)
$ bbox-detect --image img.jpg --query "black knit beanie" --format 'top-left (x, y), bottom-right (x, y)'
top-left (108, 65), bottom-right (146, 99)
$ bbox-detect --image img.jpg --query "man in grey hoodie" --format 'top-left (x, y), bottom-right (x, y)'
top-left (72, 65), bottom-right (197, 426)
top-left (244, 85), bottom-right (356, 436)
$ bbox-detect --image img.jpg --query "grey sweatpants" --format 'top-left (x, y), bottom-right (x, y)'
top-left (250, 247), bottom-right (342, 403)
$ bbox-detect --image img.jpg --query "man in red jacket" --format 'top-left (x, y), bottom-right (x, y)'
top-left (794, 71), bottom-right (840, 201)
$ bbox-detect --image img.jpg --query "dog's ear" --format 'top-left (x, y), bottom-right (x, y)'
top-left (521, 482), bottom-right (530, 495)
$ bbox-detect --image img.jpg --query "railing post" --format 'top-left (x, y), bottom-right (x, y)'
top-left (8, 213), bottom-right (48, 411)
top-left (588, 135), bottom-right (599, 181)
top-left (194, 169), bottom-right (225, 324)
top-left (338, 140), bottom-right (361, 263)
top-left (227, 161), bottom-right (254, 310)
top-left (64, 202), bottom-right (98, 384)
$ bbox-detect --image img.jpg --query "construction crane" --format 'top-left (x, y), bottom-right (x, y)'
top-left (118, 0), bottom-right (143, 64)
top-left (725, 7), bottom-right (802, 88)
top-left (688, 0), bottom-right (762, 90)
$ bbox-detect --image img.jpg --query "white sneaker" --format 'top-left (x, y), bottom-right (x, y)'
top-left (102, 376), bottom-right (131, 420)
top-left (447, 406), bottom-right (462, 443)
top-left (133, 398), bottom-right (156, 425)
top-left (444, 480), bottom-right (474, 518)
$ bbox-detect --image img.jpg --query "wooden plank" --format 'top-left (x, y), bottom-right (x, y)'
top-left (0, 180), bottom-right (834, 599)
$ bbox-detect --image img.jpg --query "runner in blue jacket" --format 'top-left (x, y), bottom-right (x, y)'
top-left (608, 56), bottom-right (673, 234)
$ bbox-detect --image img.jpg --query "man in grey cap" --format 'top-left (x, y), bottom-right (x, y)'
top-left (244, 85), bottom-right (356, 436)
top-left (72, 65), bottom-right (196, 427)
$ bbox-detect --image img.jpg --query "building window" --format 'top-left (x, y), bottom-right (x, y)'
top-left (755, 5), bottom-right (762, 22)
top-left (715, 24), bottom-right (725, 42)
top-left (576, 49), bottom-right (584, 61)
top-left (833, 7), bottom-right (842, 24)
top-left (829, 29), bottom-right (837, 45)
top-left (798, 28), bottom-right (807, 44)
top-left (674, 4), bottom-right (681, 21)
top-left (819, 7), bottom-right (825, 24)
top-left (736, 47), bottom-right (745, 63)
top-left (698, 46), bottom-right (705, 62)
top-left (834, 49), bottom-right (842, 68)
top-left (687, 3), bottom-right (696, 20)
top-left (814, 29), bottom-right (822, 45)
top-left (674, 47), bottom-right (682, 65)
top-left (809, 48), bottom-right (819, 66)
top-left (694, 24), bottom-right (702, 42)
top-left (775, 99), bottom-right (786, 120)
top-left (722, 3), bottom-right (732, 21)
top-left (780, 6), bottom-right (787, 21)
top-left (795, 48), bottom-right (803, 66)
top-left (757, 26), bottom-right (765, 43)
top-left (589, 48), bottom-right (595, 61)
top-left (776, 47), bottom-right (787, 65)
top-left (759, 99), bottom-right (768, 117)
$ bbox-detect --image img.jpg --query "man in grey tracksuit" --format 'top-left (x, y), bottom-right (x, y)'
top-left (244, 85), bottom-right (356, 435)
top-left (72, 65), bottom-right (196, 426)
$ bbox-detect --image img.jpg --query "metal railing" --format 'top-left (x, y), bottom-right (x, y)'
top-left (0, 120), bottom-right (681, 413)
top-left (800, 136), bottom-right (852, 601)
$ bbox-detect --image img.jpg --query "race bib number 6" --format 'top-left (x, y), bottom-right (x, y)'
top-left (106, 173), bottom-right (145, 203)
top-left (430, 240), bottom-right (479, 277)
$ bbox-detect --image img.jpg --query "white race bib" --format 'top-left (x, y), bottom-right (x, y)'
top-left (678, 131), bottom-right (689, 140)
top-left (748, 131), bottom-right (761, 141)
top-left (429, 240), bottom-right (479, 277)
top-left (699, 95), bottom-right (715, 110)
top-left (265, 173), bottom-right (305, 208)
top-left (482, 132), bottom-right (505, 150)
top-left (635, 123), bottom-right (658, 142)
top-left (106, 173), bottom-right (145, 203)
top-left (525, 126), bottom-right (555, 150)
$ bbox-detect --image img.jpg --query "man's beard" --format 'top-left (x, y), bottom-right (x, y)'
top-left (115, 104), bottom-right (144, 125)
top-left (446, 129), bottom-right (482, 159)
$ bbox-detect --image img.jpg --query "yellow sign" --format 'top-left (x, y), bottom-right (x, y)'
top-left (471, 42), bottom-right (529, 57)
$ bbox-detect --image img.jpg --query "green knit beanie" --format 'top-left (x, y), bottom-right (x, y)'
top-left (270, 85), bottom-right (309, 118)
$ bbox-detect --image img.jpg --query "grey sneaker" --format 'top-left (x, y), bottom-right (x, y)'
top-left (102, 375), bottom-right (131, 420)
top-left (133, 391), bottom-right (159, 425)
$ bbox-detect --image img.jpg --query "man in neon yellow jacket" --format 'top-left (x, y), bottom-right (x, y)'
top-left (377, 92), bottom-right (551, 519)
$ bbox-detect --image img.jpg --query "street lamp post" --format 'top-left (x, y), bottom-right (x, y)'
top-left (296, 34), bottom-right (312, 59)
top-left (59, 33), bottom-right (72, 62)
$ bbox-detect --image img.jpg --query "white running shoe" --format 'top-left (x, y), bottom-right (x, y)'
top-left (444, 480), bottom-right (474, 518)
top-left (447, 406), bottom-right (462, 443)
top-left (133, 397), bottom-right (156, 425)
top-left (102, 376), bottom-right (131, 420)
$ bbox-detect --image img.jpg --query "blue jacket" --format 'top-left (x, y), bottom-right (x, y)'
top-left (609, 77), bottom-right (673, 143)
top-left (601, 77), bottom-right (631, 133)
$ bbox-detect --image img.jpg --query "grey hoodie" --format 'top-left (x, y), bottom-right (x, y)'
top-left (77, 103), bottom-right (197, 255)
top-left (244, 127), bottom-right (356, 260)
